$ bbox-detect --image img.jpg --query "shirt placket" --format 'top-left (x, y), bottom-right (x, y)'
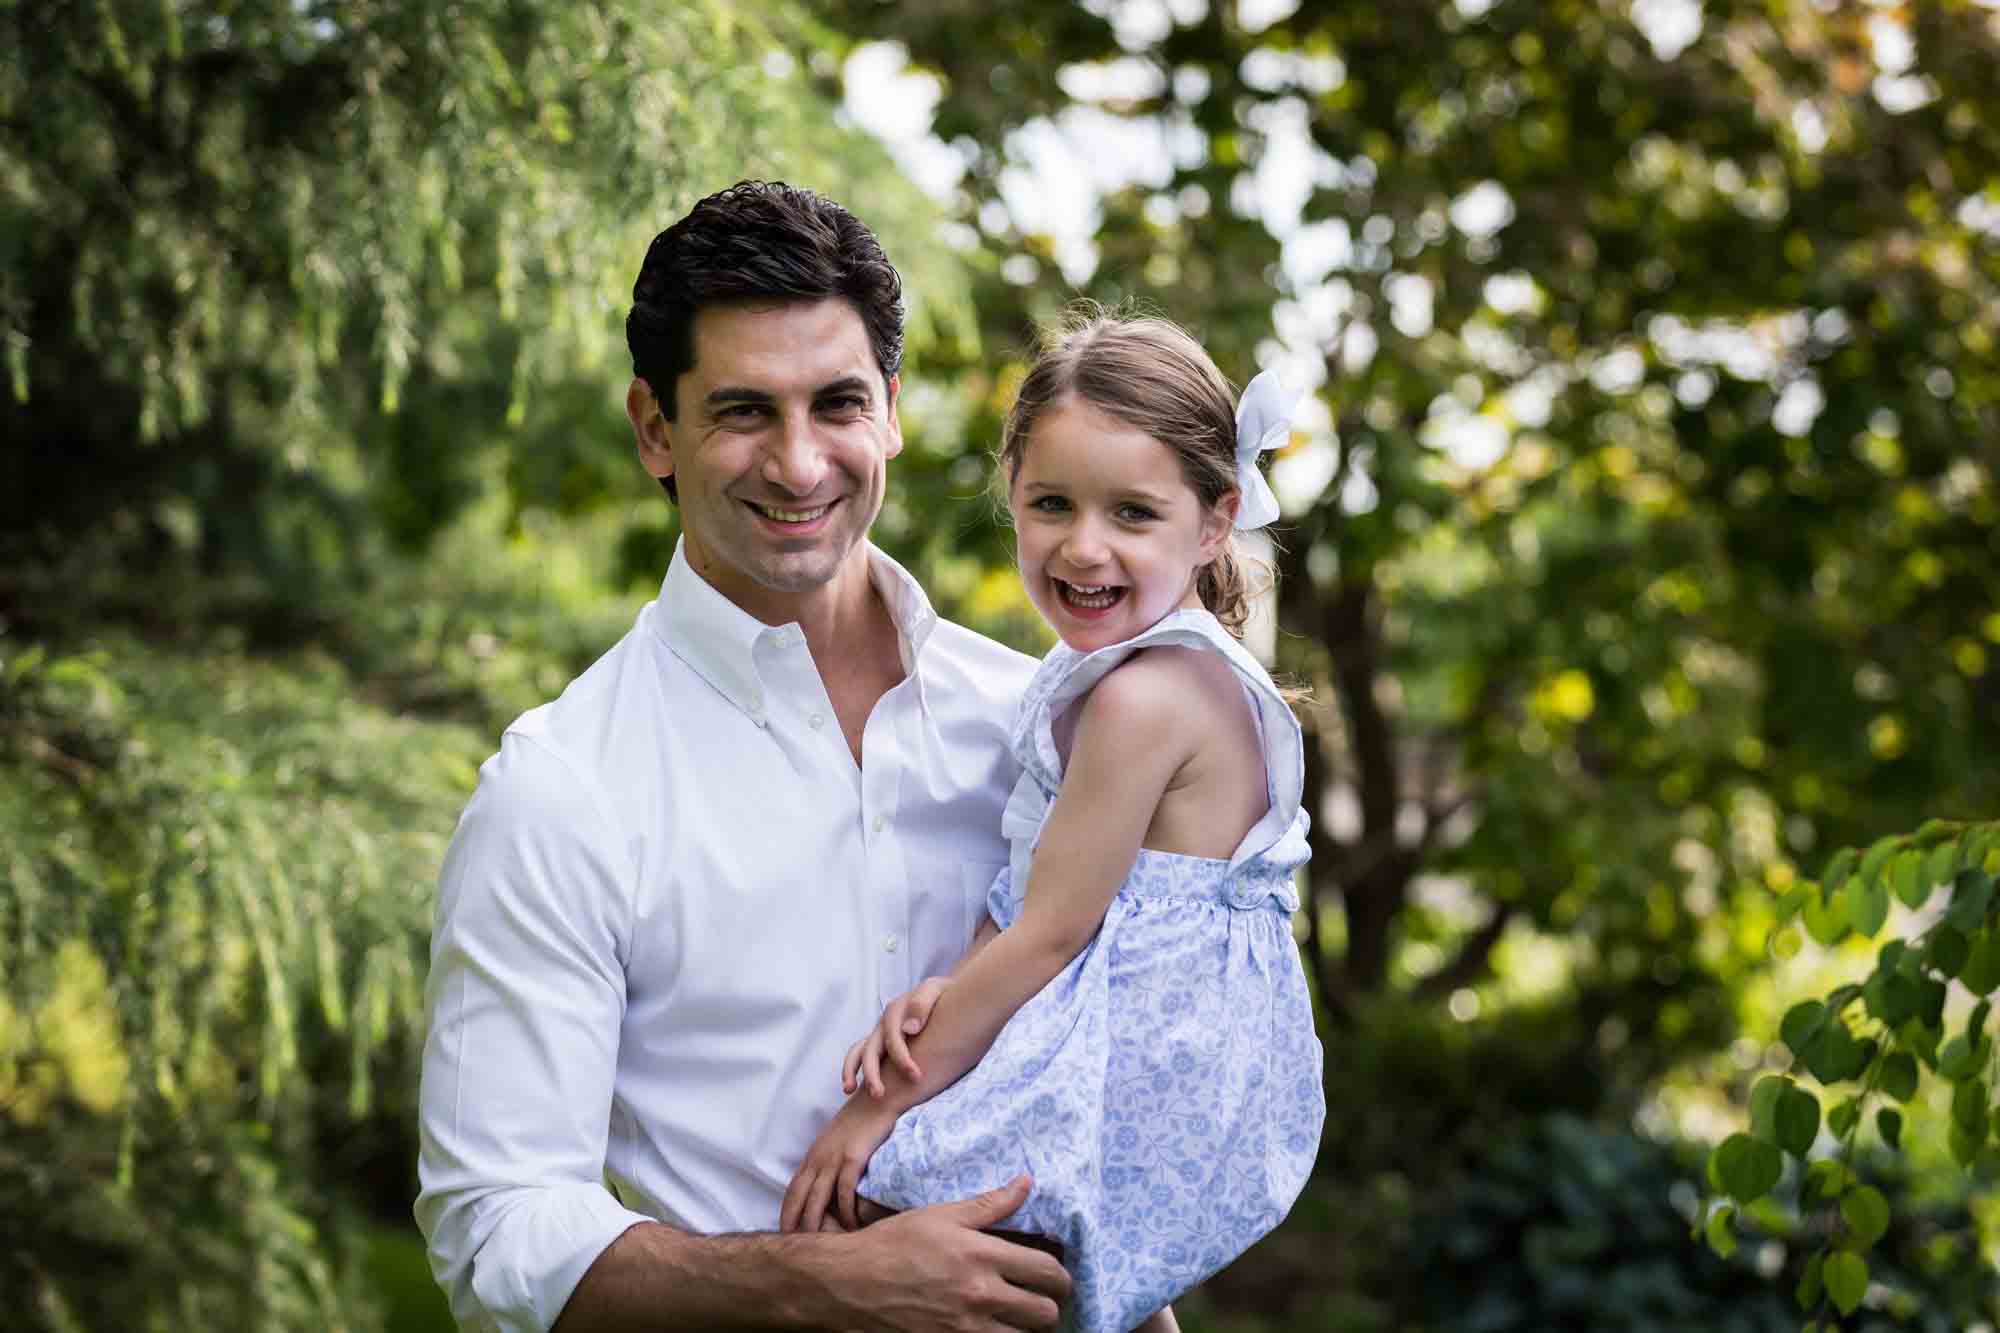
top-left (862, 674), bottom-right (914, 1010)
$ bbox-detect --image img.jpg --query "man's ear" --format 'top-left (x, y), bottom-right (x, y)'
top-left (628, 377), bottom-right (674, 481)
top-left (1200, 489), bottom-right (1241, 561)
top-left (883, 372), bottom-right (905, 461)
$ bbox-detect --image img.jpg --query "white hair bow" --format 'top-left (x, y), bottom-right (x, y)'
top-left (1232, 368), bottom-right (1301, 531)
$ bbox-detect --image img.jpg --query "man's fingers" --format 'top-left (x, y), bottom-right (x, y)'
top-left (948, 1173), bottom-right (1033, 1229)
top-left (985, 1233), bottom-right (1073, 1303)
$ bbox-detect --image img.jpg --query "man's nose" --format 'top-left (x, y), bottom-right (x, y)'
top-left (763, 415), bottom-right (829, 496)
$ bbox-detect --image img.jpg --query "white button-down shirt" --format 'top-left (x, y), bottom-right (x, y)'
top-left (415, 541), bottom-right (1035, 1333)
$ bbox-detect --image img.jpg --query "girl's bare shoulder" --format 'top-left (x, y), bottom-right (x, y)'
top-left (1081, 644), bottom-right (1249, 738)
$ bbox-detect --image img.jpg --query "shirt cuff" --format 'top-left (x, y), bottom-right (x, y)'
top-left (464, 1184), bottom-right (653, 1333)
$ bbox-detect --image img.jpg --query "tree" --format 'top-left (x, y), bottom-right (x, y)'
top-left (0, 0), bottom-right (973, 620)
top-left (826, 0), bottom-right (2000, 1081)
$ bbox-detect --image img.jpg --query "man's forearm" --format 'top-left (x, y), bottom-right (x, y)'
top-left (551, 1220), bottom-right (848, 1332)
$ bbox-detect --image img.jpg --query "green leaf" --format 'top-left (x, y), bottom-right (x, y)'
top-left (1899, 1018), bottom-right (1941, 1069)
top-left (1821, 846), bottom-right (1859, 892)
top-left (1806, 1026), bottom-right (1872, 1085)
top-left (1951, 1120), bottom-right (1983, 1166)
top-left (1890, 849), bottom-right (1927, 908)
top-left (1863, 966), bottom-right (1919, 1026)
top-left (1947, 869), bottom-right (1995, 932)
top-left (1841, 1185), bottom-right (1890, 1252)
top-left (1952, 1077), bottom-right (1989, 1140)
top-left (1823, 1251), bottom-right (1868, 1316)
top-left (1827, 1097), bottom-right (1860, 1138)
top-left (1962, 930), bottom-right (2000, 997)
top-left (1803, 1157), bottom-right (1850, 1205)
top-left (1964, 828), bottom-right (1999, 872)
top-left (1913, 818), bottom-right (1961, 847)
top-left (1705, 1202), bottom-right (1738, 1259)
top-left (1781, 1000), bottom-right (1828, 1057)
top-left (1803, 889), bottom-right (1851, 947)
top-left (1750, 1075), bottom-right (1790, 1143)
top-left (1926, 924), bottom-right (1971, 978)
top-left (1846, 874), bottom-right (1890, 939)
top-left (1877, 1106), bottom-right (1903, 1149)
top-left (1926, 840), bottom-right (1960, 897)
top-left (1776, 1084), bottom-right (1821, 1156)
top-left (1879, 1051), bottom-right (1919, 1102)
top-left (1796, 1251), bottom-right (1824, 1310)
top-left (1971, 999), bottom-right (1992, 1041)
top-left (1774, 886), bottom-right (1810, 923)
top-left (1857, 835), bottom-right (1900, 888)
top-left (1918, 977), bottom-right (1949, 1027)
top-left (1939, 1033), bottom-right (1982, 1081)
top-left (1713, 1132), bottom-right (1784, 1203)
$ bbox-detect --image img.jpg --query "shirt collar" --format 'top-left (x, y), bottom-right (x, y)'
top-left (652, 538), bottom-right (940, 720)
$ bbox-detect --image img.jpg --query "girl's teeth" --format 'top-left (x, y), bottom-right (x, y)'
top-left (1062, 581), bottom-right (1120, 609)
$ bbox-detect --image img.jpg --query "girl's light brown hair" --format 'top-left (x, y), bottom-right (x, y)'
top-left (1000, 308), bottom-right (1270, 638)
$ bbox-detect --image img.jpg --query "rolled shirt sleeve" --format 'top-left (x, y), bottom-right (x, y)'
top-left (416, 733), bottom-right (654, 1333)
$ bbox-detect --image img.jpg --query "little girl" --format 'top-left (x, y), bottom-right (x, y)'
top-left (779, 313), bottom-right (1325, 1332)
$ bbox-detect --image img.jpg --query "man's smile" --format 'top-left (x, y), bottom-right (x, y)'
top-left (746, 498), bottom-right (837, 525)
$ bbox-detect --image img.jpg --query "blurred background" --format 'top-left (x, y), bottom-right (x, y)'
top-left (4, 1), bottom-right (1999, 1328)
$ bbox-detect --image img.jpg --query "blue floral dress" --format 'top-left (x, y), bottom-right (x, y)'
top-left (859, 608), bottom-right (1326, 1332)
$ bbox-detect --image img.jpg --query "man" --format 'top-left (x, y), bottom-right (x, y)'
top-left (415, 181), bottom-right (1069, 1332)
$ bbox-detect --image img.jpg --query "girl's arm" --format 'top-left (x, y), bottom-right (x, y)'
top-left (780, 653), bottom-right (1201, 1232)
top-left (878, 653), bottom-right (1199, 1111)
top-left (845, 914), bottom-right (1003, 1095)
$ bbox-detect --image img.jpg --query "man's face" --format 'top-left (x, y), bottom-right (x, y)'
top-left (631, 298), bottom-right (902, 623)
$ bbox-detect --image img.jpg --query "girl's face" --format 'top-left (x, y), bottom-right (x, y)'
top-left (1009, 395), bottom-right (1235, 653)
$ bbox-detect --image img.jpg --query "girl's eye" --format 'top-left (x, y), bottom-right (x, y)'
top-left (1029, 495), bottom-right (1070, 513)
top-left (1117, 504), bottom-right (1159, 522)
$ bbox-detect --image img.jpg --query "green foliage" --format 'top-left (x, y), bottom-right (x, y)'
top-left (1703, 819), bottom-right (2000, 1327)
top-left (1412, 1115), bottom-right (1798, 1332)
top-left (830, 0), bottom-right (2000, 1046)
top-left (1417, 1115), bottom-right (1995, 1333)
top-left (0, 629), bottom-right (488, 1329)
top-left (1, 0), bottom-right (973, 620)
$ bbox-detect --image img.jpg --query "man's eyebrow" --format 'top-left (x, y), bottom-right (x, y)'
top-left (814, 375), bottom-right (874, 400)
top-left (704, 385), bottom-right (774, 408)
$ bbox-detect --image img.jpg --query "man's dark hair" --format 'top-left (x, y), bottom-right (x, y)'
top-left (626, 181), bottom-right (906, 501)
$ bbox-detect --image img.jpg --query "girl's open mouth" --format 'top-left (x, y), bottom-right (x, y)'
top-left (1056, 579), bottom-right (1126, 612)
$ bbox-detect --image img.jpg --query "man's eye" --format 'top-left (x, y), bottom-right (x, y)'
top-left (721, 403), bottom-right (767, 420)
top-left (823, 395), bottom-right (867, 413)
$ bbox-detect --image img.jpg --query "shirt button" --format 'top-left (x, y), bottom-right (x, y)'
top-left (809, 713), bottom-right (825, 730)
top-left (872, 814), bottom-right (886, 834)
top-left (883, 935), bottom-right (900, 953)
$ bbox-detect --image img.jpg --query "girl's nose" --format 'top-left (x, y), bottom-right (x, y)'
top-left (1060, 519), bottom-right (1110, 567)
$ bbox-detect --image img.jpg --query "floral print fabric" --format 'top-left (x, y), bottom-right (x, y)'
top-left (860, 609), bottom-right (1326, 1332)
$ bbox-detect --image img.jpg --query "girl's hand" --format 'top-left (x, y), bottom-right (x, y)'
top-left (842, 976), bottom-right (950, 1098)
top-left (779, 1095), bottom-right (899, 1234)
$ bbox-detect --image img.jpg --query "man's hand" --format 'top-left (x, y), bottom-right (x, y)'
top-left (823, 1176), bottom-right (1069, 1332)
top-left (843, 976), bottom-right (952, 1096)
top-left (780, 1091), bottom-right (900, 1232)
